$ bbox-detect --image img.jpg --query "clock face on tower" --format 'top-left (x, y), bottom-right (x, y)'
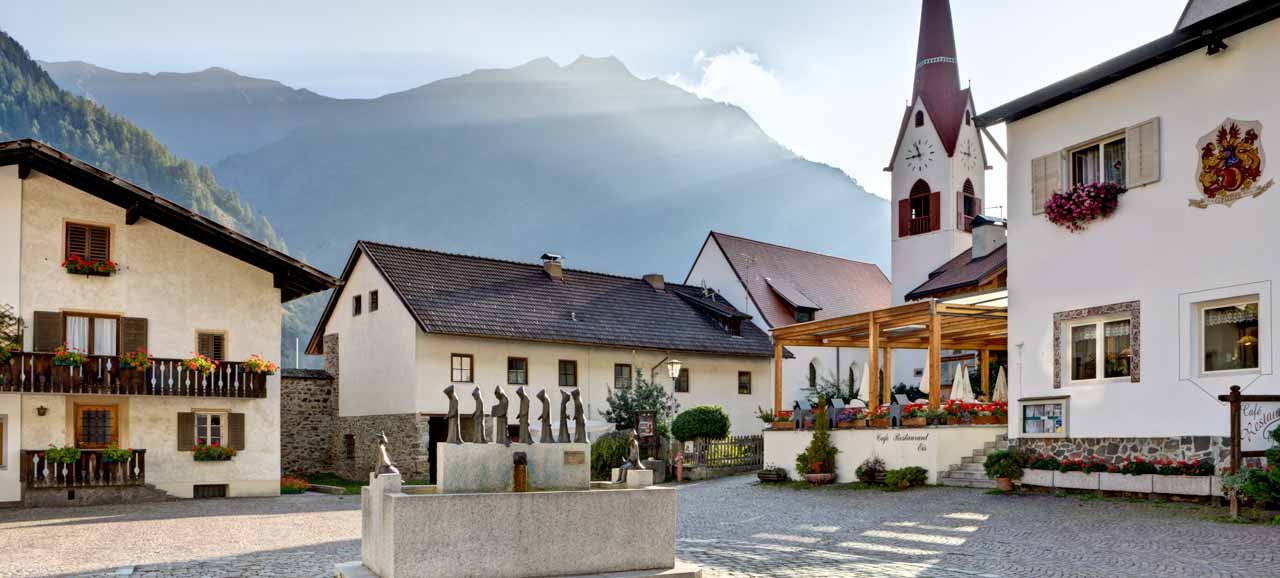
top-left (959, 136), bottom-right (979, 171)
top-left (903, 138), bottom-right (936, 173)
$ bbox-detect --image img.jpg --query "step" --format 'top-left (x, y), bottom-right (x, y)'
top-left (938, 476), bottom-right (997, 489)
top-left (943, 469), bottom-right (988, 481)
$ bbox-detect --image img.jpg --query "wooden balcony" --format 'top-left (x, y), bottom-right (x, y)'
top-left (21, 448), bottom-right (146, 489)
top-left (908, 215), bottom-right (932, 235)
top-left (0, 352), bottom-right (268, 398)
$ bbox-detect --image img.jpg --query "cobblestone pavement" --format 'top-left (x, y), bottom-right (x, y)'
top-left (1, 476), bottom-right (1277, 578)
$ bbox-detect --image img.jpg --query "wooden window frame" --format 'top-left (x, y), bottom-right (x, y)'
top-left (196, 331), bottom-right (228, 362)
top-left (674, 368), bottom-right (690, 393)
top-left (507, 357), bottom-right (528, 385)
top-left (352, 294), bottom-right (363, 317)
top-left (62, 312), bottom-right (121, 356)
top-left (558, 360), bottom-right (577, 388)
top-left (369, 290), bottom-right (379, 312)
top-left (63, 221), bottom-right (112, 263)
top-left (451, 353), bottom-right (474, 383)
top-left (74, 403), bottom-right (119, 449)
top-left (194, 410), bottom-right (229, 447)
top-left (613, 364), bottom-right (633, 389)
top-left (738, 371), bottom-right (752, 395)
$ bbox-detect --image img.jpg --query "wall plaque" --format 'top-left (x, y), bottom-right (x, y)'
top-left (1191, 118), bottom-right (1273, 208)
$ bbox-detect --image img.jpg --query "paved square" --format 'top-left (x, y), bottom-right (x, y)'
top-left (0, 475), bottom-right (1276, 578)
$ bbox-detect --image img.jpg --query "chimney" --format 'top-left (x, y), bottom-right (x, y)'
top-left (971, 217), bottom-right (1007, 259)
top-left (643, 274), bottom-right (665, 291)
top-left (541, 253), bottom-right (564, 281)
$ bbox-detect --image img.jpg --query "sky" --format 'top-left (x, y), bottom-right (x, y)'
top-left (1, 1), bottom-right (1187, 210)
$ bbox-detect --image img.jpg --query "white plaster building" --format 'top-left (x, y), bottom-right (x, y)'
top-left (978, 0), bottom-right (1280, 464)
top-left (307, 241), bottom-right (775, 482)
top-left (0, 140), bottom-right (335, 505)
top-left (683, 232), bottom-right (889, 410)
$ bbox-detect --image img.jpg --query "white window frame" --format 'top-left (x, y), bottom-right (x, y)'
top-left (1065, 315), bottom-right (1133, 385)
top-left (1197, 295), bottom-right (1262, 377)
top-left (1180, 282), bottom-right (1271, 382)
top-left (194, 411), bottom-right (229, 447)
top-left (1068, 132), bottom-right (1126, 188)
top-left (1019, 397), bottom-right (1068, 439)
top-left (450, 354), bottom-right (474, 383)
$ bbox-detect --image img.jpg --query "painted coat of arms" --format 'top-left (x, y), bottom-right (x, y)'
top-left (1191, 118), bottom-right (1273, 208)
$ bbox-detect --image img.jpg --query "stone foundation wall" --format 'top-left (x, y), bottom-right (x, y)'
top-left (1014, 436), bottom-right (1231, 473)
top-left (330, 413), bottom-right (430, 481)
top-left (281, 368), bottom-right (336, 475)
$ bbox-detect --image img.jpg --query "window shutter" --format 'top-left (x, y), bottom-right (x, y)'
top-left (1031, 152), bottom-right (1063, 215)
top-left (32, 311), bottom-right (63, 352)
top-left (956, 190), bottom-right (964, 230)
top-left (1126, 117), bottom-right (1161, 187)
top-left (87, 227), bottom-right (110, 262)
top-left (177, 412), bottom-right (195, 451)
top-left (120, 317), bottom-right (148, 353)
top-left (897, 198), bottom-right (910, 237)
top-left (928, 191), bottom-right (941, 232)
top-left (197, 333), bottom-right (226, 361)
top-left (228, 413), bottom-right (246, 450)
top-left (65, 224), bottom-right (88, 259)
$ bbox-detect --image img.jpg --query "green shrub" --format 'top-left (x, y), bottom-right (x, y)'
top-left (983, 448), bottom-right (1027, 481)
top-left (884, 466), bottom-right (928, 490)
top-left (590, 430), bottom-right (631, 481)
top-left (1028, 454), bottom-right (1061, 470)
top-left (795, 399), bottom-right (837, 475)
top-left (856, 456), bottom-right (885, 483)
top-left (671, 406), bottom-right (731, 442)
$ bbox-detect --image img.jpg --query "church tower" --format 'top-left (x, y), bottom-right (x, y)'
top-left (886, 0), bottom-right (988, 304)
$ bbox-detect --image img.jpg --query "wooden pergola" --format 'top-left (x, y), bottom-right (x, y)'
top-left (770, 299), bottom-right (1007, 411)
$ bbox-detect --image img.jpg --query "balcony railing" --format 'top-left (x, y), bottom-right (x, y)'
top-left (0, 352), bottom-right (267, 398)
top-left (21, 448), bottom-right (147, 489)
top-left (908, 215), bottom-right (932, 235)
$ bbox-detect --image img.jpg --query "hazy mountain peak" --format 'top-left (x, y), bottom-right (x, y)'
top-left (564, 55), bottom-right (632, 79)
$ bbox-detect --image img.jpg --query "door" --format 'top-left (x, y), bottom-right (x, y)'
top-left (74, 404), bottom-right (119, 449)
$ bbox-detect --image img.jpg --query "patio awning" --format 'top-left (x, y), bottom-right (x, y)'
top-left (769, 299), bottom-right (1007, 411)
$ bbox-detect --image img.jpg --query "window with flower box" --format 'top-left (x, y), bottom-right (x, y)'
top-left (195, 411), bottom-right (227, 446)
top-left (64, 222), bottom-right (111, 264)
top-left (1069, 134), bottom-right (1126, 188)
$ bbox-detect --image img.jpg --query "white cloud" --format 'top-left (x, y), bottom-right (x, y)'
top-left (669, 48), bottom-right (782, 114)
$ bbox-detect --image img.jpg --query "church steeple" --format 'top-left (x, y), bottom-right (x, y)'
top-left (912, 0), bottom-right (961, 105)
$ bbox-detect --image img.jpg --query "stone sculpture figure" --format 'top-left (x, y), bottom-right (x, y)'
top-left (558, 390), bottom-right (572, 443)
top-left (613, 430), bottom-right (647, 485)
top-left (444, 385), bottom-right (463, 444)
top-left (572, 388), bottom-right (587, 443)
top-left (471, 387), bottom-right (488, 444)
top-left (373, 431), bottom-right (400, 476)
top-left (516, 386), bottom-right (533, 444)
top-left (536, 389), bottom-right (555, 443)
top-left (492, 386), bottom-right (511, 446)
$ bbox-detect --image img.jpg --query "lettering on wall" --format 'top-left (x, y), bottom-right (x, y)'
top-left (1241, 402), bottom-right (1280, 452)
top-left (875, 432), bottom-right (930, 453)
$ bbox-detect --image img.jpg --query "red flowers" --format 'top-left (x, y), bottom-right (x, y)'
top-left (1045, 182), bottom-right (1126, 232)
top-left (63, 253), bottom-right (119, 276)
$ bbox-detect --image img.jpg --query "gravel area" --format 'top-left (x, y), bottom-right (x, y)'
top-left (1, 475), bottom-right (1277, 578)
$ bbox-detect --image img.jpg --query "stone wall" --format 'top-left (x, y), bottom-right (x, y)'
top-left (281, 368), bottom-right (336, 475)
top-left (1015, 436), bottom-right (1231, 473)
top-left (330, 413), bottom-right (430, 481)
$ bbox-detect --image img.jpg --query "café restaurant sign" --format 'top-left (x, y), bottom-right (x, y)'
top-left (1241, 401), bottom-right (1280, 452)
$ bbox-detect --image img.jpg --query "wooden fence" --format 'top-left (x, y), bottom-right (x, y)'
top-left (685, 435), bottom-right (764, 471)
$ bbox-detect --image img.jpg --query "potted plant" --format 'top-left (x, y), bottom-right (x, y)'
top-left (1151, 459), bottom-right (1214, 496)
top-left (52, 343), bottom-right (87, 367)
top-left (925, 408), bottom-right (948, 426)
top-left (102, 443), bottom-right (133, 463)
top-left (902, 403), bottom-right (928, 428)
top-left (44, 443), bottom-right (82, 465)
top-left (1022, 454), bottom-right (1059, 487)
top-left (193, 441), bottom-right (236, 461)
top-left (944, 400), bottom-right (973, 425)
top-left (770, 410), bottom-right (797, 431)
top-left (756, 465), bottom-right (789, 483)
top-left (796, 400), bottom-right (837, 485)
top-left (992, 402), bottom-right (1009, 424)
top-left (183, 353), bottom-right (218, 375)
top-left (867, 405), bottom-right (890, 428)
top-left (983, 448), bottom-right (1027, 491)
top-left (834, 408), bottom-right (860, 429)
top-left (856, 456), bottom-right (886, 484)
top-left (281, 476), bottom-right (311, 494)
top-left (117, 347), bottom-right (151, 388)
top-left (972, 404), bottom-right (1000, 425)
top-left (62, 253), bottom-right (119, 276)
top-left (243, 353), bottom-right (279, 375)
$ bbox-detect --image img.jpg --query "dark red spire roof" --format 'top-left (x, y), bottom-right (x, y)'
top-left (909, 0), bottom-right (970, 158)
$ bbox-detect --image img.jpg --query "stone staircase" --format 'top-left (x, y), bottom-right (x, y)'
top-left (937, 433), bottom-right (1008, 489)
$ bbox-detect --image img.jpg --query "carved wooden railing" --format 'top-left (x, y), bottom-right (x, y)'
top-left (21, 449), bottom-right (146, 489)
top-left (0, 353), bottom-right (268, 398)
top-left (909, 215), bottom-right (933, 235)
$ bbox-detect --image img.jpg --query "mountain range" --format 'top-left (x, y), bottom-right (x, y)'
top-left (40, 53), bottom-right (889, 366)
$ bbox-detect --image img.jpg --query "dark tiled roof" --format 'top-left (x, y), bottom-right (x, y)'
top-left (699, 232), bottom-right (890, 328)
top-left (905, 244), bottom-right (1007, 301)
top-left (311, 241), bottom-right (773, 357)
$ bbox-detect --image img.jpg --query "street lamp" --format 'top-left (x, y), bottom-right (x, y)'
top-left (666, 358), bottom-right (683, 380)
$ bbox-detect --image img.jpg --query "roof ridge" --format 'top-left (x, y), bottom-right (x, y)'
top-left (357, 240), bottom-right (665, 283)
top-left (709, 231), bottom-right (881, 269)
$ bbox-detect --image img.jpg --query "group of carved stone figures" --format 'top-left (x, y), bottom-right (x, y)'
top-left (443, 385), bottom-right (587, 445)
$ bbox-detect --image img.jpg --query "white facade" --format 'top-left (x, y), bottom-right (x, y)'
top-left (1, 167), bottom-right (293, 501)
top-left (326, 252), bottom-right (774, 434)
top-left (683, 236), bottom-right (870, 411)
top-left (1005, 18), bottom-right (1280, 440)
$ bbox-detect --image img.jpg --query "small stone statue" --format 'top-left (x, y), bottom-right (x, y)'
top-left (492, 386), bottom-right (510, 446)
top-left (572, 388), bottom-right (587, 443)
top-left (373, 431), bottom-right (399, 476)
top-left (536, 389), bottom-right (554, 444)
top-left (516, 386), bottom-right (533, 444)
top-left (558, 390), bottom-right (572, 443)
top-left (471, 387), bottom-right (488, 444)
top-left (444, 385), bottom-right (462, 444)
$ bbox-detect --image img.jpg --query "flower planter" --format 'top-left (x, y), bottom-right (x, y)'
top-left (868, 418), bottom-right (889, 429)
top-left (851, 419), bottom-right (868, 429)
top-left (1100, 472), bottom-right (1153, 493)
top-left (803, 473), bottom-right (835, 485)
top-left (1021, 469), bottom-right (1054, 488)
top-left (835, 421), bottom-right (855, 430)
top-left (757, 469), bottom-right (788, 483)
top-left (1152, 475), bottom-right (1211, 496)
top-left (995, 477), bottom-right (1015, 492)
top-left (996, 415), bottom-right (1008, 425)
top-left (770, 422), bottom-right (796, 431)
top-left (901, 417), bottom-right (927, 428)
top-left (946, 416), bottom-right (970, 426)
top-left (971, 415), bottom-right (999, 425)
top-left (1053, 471), bottom-right (1099, 490)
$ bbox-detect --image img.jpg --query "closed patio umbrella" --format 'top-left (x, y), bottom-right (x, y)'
top-left (918, 362), bottom-right (930, 396)
top-left (993, 366), bottom-right (1008, 403)
top-left (856, 362), bottom-right (872, 406)
top-left (949, 364), bottom-right (975, 403)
